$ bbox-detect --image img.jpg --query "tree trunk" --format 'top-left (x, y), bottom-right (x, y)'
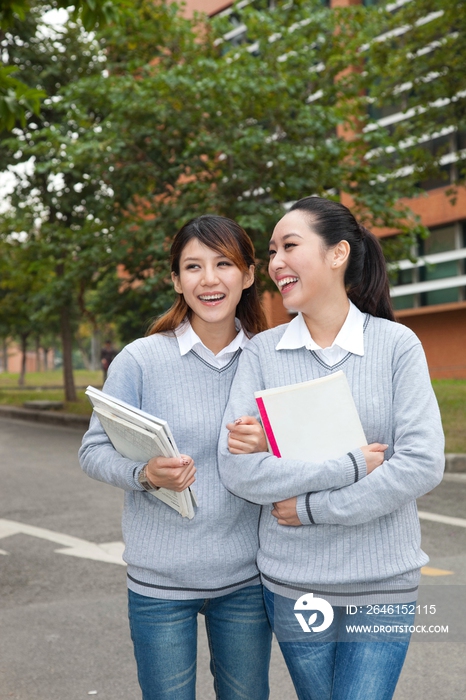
top-left (19, 333), bottom-right (28, 386)
top-left (76, 335), bottom-right (91, 370)
top-left (35, 336), bottom-right (41, 373)
top-left (91, 328), bottom-right (101, 371)
top-left (1, 339), bottom-right (7, 372)
top-left (43, 347), bottom-right (49, 371)
top-left (60, 307), bottom-right (77, 402)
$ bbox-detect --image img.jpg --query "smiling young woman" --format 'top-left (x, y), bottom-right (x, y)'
top-left (79, 215), bottom-right (271, 700)
top-left (219, 197), bottom-right (445, 700)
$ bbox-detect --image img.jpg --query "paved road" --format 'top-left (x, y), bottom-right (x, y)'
top-left (0, 417), bottom-right (465, 699)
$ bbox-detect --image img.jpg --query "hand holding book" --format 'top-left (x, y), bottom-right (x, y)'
top-left (226, 372), bottom-right (389, 528)
top-left (226, 416), bottom-right (268, 454)
top-left (145, 455), bottom-right (196, 492)
top-left (360, 443), bottom-right (388, 474)
top-left (85, 386), bottom-right (197, 519)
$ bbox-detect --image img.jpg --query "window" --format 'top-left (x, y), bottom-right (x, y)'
top-left (419, 226), bottom-right (463, 305)
top-left (368, 100), bottom-right (403, 122)
top-left (389, 222), bottom-right (466, 310)
top-left (392, 268), bottom-right (416, 310)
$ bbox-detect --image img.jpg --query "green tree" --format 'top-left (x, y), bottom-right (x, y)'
top-left (68, 0), bottom-right (427, 341)
top-left (0, 8), bottom-right (118, 399)
top-left (0, 0), bottom-right (119, 131)
top-left (0, 234), bottom-right (48, 384)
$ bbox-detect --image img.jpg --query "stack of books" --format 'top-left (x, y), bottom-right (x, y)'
top-left (85, 386), bottom-right (197, 519)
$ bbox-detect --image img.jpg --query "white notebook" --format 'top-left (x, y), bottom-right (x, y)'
top-left (254, 370), bottom-right (367, 462)
top-left (85, 386), bottom-right (197, 518)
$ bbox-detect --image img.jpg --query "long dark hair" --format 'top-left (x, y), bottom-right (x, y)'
top-left (146, 215), bottom-right (268, 336)
top-left (289, 196), bottom-right (395, 321)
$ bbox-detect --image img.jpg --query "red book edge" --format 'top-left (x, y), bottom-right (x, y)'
top-left (255, 396), bottom-right (281, 458)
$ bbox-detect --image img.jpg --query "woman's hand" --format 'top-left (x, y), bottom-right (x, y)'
top-left (270, 444), bottom-right (389, 526)
top-left (361, 443), bottom-right (388, 474)
top-left (271, 497), bottom-right (300, 526)
top-left (226, 416), bottom-right (268, 454)
top-left (145, 455), bottom-right (196, 492)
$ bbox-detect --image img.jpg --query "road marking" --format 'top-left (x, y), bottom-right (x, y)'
top-left (1, 511), bottom-right (462, 566)
top-left (0, 519), bottom-right (125, 566)
top-left (421, 566), bottom-right (454, 577)
top-left (418, 510), bottom-right (466, 528)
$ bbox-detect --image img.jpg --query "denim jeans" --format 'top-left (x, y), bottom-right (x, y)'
top-left (264, 588), bottom-right (415, 700)
top-left (128, 585), bottom-right (272, 700)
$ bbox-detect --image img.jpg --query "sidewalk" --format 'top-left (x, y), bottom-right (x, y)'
top-left (0, 404), bottom-right (464, 472)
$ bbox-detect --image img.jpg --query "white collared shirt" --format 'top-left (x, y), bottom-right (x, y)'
top-left (276, 301), bottom-right (365, 366)
top-left (175, 319), bottom-right (248, 369)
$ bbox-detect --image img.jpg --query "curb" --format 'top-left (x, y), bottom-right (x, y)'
top-left (444, 453), bottom-right (466, 473)
top-left (0, 406), bottom-right (465, 472)
top-left (0, 405), bottom-right (90, 430)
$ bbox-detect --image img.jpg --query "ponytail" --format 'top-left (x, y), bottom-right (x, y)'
top-left (346, 225), bottom-right (395, 321)
top-left (289, 197), bottom-right (395, 321)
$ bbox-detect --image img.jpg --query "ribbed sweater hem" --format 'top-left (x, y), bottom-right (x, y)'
top-left (127, 570), bottom-right (261, 600)
top-left (261, 570), bottom-right (420, 606)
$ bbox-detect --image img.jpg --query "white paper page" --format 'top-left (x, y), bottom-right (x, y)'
top-left (87, 387), bottom-right (178, 457)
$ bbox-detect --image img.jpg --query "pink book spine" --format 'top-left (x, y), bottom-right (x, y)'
top-left (255, 397), bottom-right (281, 458)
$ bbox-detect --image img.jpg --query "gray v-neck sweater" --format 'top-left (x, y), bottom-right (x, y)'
top-left (79, 333), bottom-right (261, 599)
top-left (218, 315), bottom-right (445, 605)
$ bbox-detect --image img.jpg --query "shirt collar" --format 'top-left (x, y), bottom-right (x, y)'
top-left (175, 318), bottom-right (248, 357)
top-left (276, 301), bottom-right (365, 356)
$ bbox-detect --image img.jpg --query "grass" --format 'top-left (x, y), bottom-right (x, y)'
top-left (0, 371), bottom-right (464, 452)
top-left (0, 388), bottom-right (93, 416)
top-left (0, 369), bottom-right (102, 388)
top-left (431, 380), bottom-right (466, 454)
top-left (0, 369), bottom-right (103, 417)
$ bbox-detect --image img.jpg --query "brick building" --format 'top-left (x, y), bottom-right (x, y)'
top-left (183, 0), bottom-right (465, 379)
top-left (0, 342), bottom-right (54, 373)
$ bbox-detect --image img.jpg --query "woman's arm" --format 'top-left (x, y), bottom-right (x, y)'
top-left (272, 444), bottom-right (388, 525)
top-left (218, 345), bottom-right (368, 504)
top-left (79, 348), bottom-right (148, 491)
top-left (292, 342), bottom-right (445, 526)
top-left (79, 347), bottom-right (194, 492)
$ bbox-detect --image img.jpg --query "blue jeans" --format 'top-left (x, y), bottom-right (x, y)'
top-left (128, 585), bottom-right (272, 700)
top-left (264, 588), bottom-right (415, 700)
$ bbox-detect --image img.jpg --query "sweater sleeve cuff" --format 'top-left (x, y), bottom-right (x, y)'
top-left (296, 493), bottom-right (316, 526)
top-left (344, 448), bottom-right (367, 484)
top-left (131, 462), bottom-right (150, 490)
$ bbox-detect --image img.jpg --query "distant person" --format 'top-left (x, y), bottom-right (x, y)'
top-left (100, 340), bottom-right (117, 383)
top-left (79, 215), bottom-right (271, 700)
top-left (219, 196), bottom-right (445, 700)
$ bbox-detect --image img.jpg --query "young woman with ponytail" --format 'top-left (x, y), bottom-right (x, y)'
top-left (80, 215), bottom-right (272, 700)
top-left (218, 197), bottom-right (444, 700)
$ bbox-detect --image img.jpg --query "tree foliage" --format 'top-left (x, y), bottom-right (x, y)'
top-left (1, 0), bottom-right (465, 362)
top-left (363, 0), bottom-right (466, 192)
top-left (0, 7), bottom-right (118, 396)
top-left (0, 228), bottom-right (58, 382)
top-left (0, 0), bottom-right (120, 132)
top-left (63, 0), bottom-right (433, 340)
